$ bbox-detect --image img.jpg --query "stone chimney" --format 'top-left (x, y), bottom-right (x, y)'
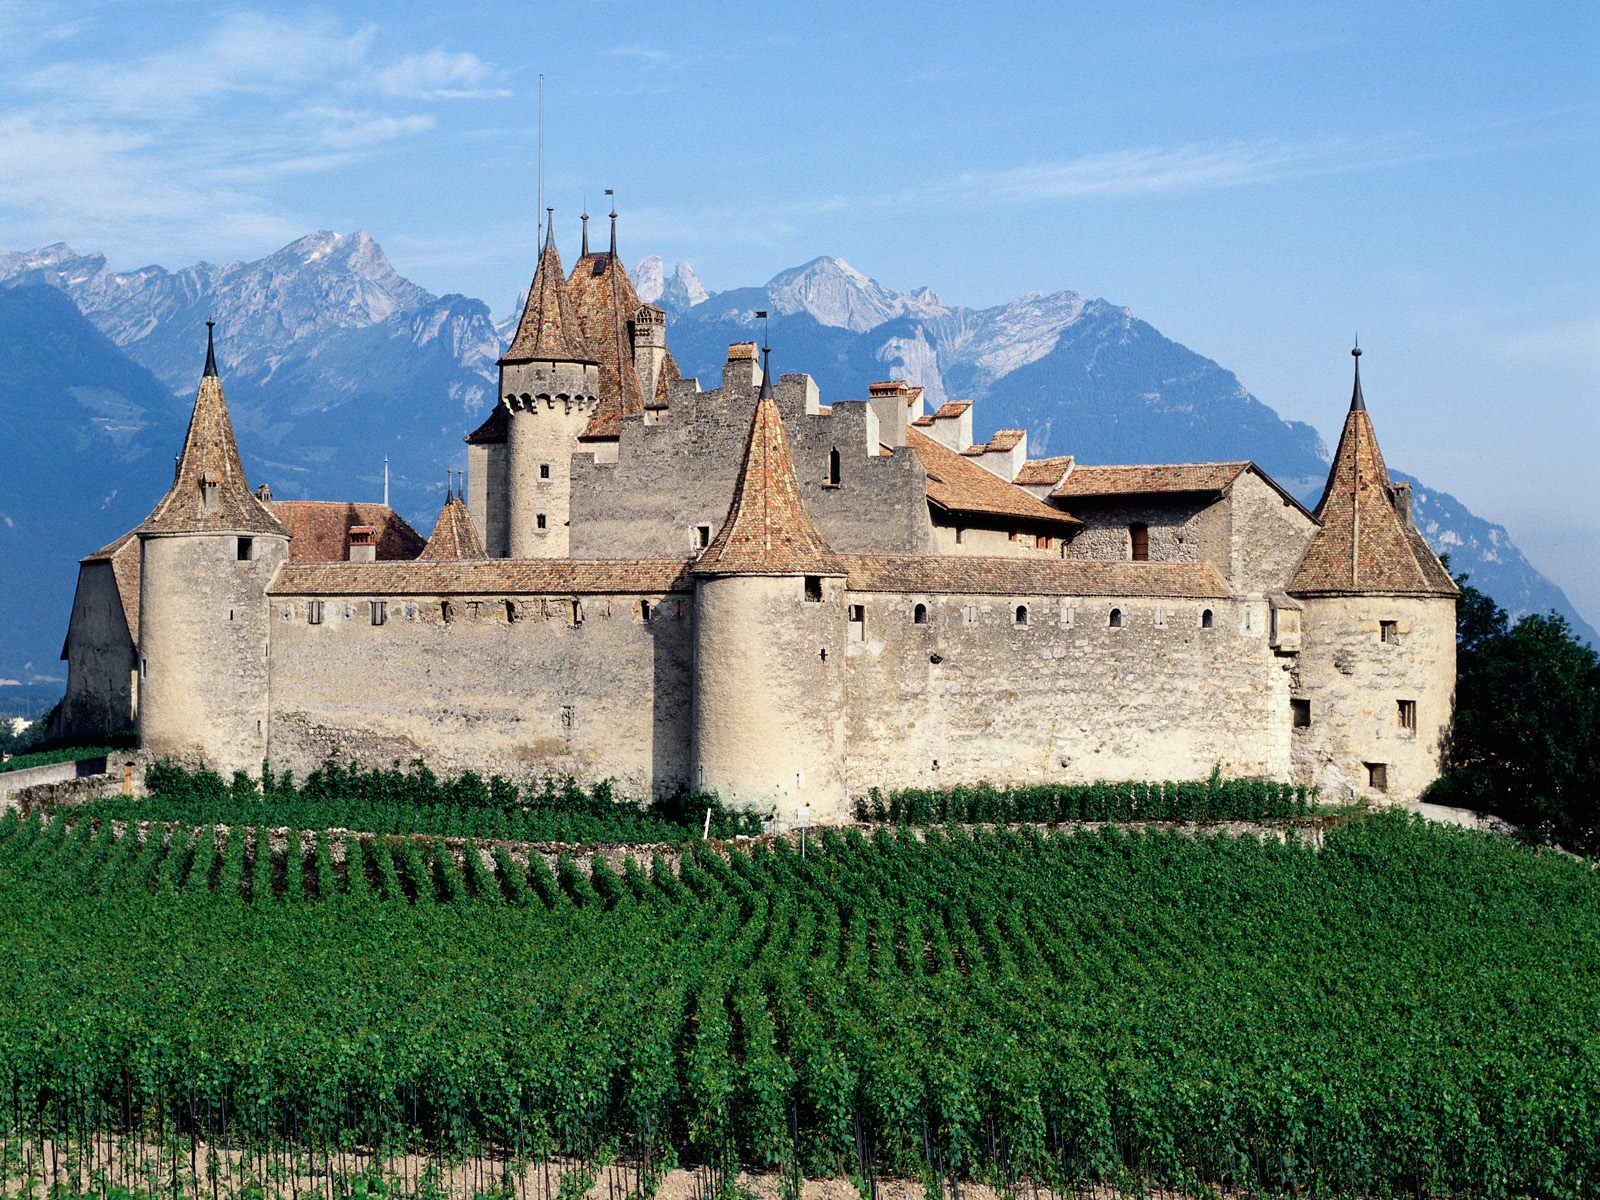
top-left (723, 342), bottom-right (760, 390)
top-left (632, 304), bottom-right (667, 403)
top-left (348, 525), bottom-right (377, 563)
top-left (867, 381), bottom-right (912, 448)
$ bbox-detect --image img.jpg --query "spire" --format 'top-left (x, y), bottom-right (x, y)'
top-left (500, 211), bottom-right (598, 366)
top-left (137, 331), bottom-right (285, 537)
top-left (1288, 346), bottom-right (1455, 597)
top-left (568, 191), bottom-right (648, 437)
top-left (418, 492), bottom-right (485, 560)
top-left (758, 345), bottom-right (775, 400)
top-left (693, 352), bottom-right (843, 577)
top-left (607, 189), bottom-right (617, 259)
top-left (580, 207), bottom-right (590, 257)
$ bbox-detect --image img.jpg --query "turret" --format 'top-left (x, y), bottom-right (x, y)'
top-left (499, 214), bottom-right (600, 557)
top-left (1287, 345), bottom-right (1458, 802)
top-left (419, 474), bottom-right (486, 560)
top-left (691, 350), bottom-right (850, 827)
top-left (136, 322), bottom-right (289, 774)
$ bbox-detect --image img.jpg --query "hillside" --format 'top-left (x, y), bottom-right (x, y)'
top-left (1, 236), bottom-right (1592, 683)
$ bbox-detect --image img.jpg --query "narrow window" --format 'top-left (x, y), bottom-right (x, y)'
top-left (140, 657), bottom-right (148, 680)
top-left (505, 600), bottom-right (518, 623)
top-left (571, 599), bottom-right (583, 625)
top-left (848, 604), bottom-right (865, 642)
top-left (441, 600), bottom-right (453, 624)
top-left (1014, 604), bottom-right (1029, 627)
top-left (954, 527), bottom-right (965, 546)
top-left (1366, 762), bottom-right (1389, 792)
top-left (538, 462), bottom-right (552, 480)
top-left (640, 599), bottom-right (653, 622)
top-left (1398, 699), bottom-right (1417, 733)
top-left (1200, 608), bottom-right (1215, 629)
top-left (1380, 620), bottom-right (1399, 644)
top-left (1291, 698), bottom-right (1311, 728)
top-left (1038, 535), bottom-right (1052, 551)
top-left (912, 603), bottom-right (928, 625)
top-left (307, 600), bottom-right (324, 625)
top-left (804, 576), bottom-right (823, 603)
top-left (535, 512), bottom-right (548, 531)
top-left (963, 604), bottom-right (979, 625)
top-left (370, 600), bottom-right (387, 626)
top-left (694, 524), bottom-right (712, 550)
top-left (1108, 607), bottom-right (1123, 629)
top-left (827, 447), bottom-right (841, 486)
top-left (1129, 524), bottom-right (1149, 562)
top-left (236, 537), bottom-right (253, 562)
top-left (1008, 530), bottom-right (1020, 543)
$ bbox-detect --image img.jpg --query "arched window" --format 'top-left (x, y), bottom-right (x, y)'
top-left (827, 447), bottom-right (841, 486)
top-left (1014, 604), bottom-right (1029, 627)
top-left (1108, 607), bottom-right (1123, 629)
top-left (913, 603), bottom-right (928, 625)
top-left (1200, 607), bottom-right (1214, 629)
top-left (1130, 523), bottom-right (1149, 561)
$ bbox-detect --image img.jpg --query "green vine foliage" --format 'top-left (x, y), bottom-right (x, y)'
top-left (0, 810), bottom-right (1596, 1197)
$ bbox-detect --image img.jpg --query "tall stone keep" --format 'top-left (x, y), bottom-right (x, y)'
top-left (691, 353), bottom-right (850, 827)
top-left (136, 324), bottom-right (289, 774)
top-left (499, 219), bottom-right (599, 558)
top-left (1287, 347), bottom-right (1459, 800)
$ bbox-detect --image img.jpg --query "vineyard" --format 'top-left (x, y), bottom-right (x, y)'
top-left (0, 806), bottom-right (1597, 1199)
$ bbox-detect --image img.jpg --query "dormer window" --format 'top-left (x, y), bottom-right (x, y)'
top-left (199, 473), bottom-right (219, 511)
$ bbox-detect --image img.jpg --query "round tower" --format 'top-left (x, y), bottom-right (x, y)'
top-left (500, 213), bottom-right (599, 558)
top-left (1287, 346), bottom-right (1458, 802)
top-left (137, 323), bottom-right (289, 775)
top-left (691, 352), bottom-right (850, 828)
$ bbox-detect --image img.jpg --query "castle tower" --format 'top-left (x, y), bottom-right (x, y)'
top-left (136, 323), bottom-right (289, 774)
top-left (499, 216), bottom-right (600, 558)
top-left (1287, 346), bottom-right (1458, 802)
top-left (691, 351), bottom-right (850, 828)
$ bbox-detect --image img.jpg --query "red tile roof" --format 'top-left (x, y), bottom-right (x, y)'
top-left (693, 391), bottom-right (844, 576)
top-left (463, 403), bottom-right (508, 446)
top-left (840, 555), bottom-right (1231, 598)
top-left (907, 430), bottom-right (1080, 530)
top-left (1289, 405), bottom-right (1456, 596)
top-left (1013, 456), bottom-right (1075, 487)
top-left (932, 401), bottom-right (971, 420)
top-left (1050, 462), bottom-right (1250, 498)
top-left (500, 233), bottom-right (595, 365)
top-left (418, 496), bottom-right (486, 560)
top-left (272, 502), bottom-right (426, 562)
top-left (569, 253), bottom-right (645, 439)
top-left (269, 558), bottom-right (694, 596)
top-left (138, 374), bottom-right (286, 537)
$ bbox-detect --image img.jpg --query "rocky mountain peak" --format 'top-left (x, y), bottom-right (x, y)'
top-left (764, 255), bottom-right (948, 333)
top-left (632, 255), bottom-right (709, 313)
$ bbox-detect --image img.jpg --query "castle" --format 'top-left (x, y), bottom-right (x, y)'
top-left (54, 209), bottom-right (1457, 825)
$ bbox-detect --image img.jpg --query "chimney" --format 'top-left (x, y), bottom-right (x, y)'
top-left (1390, 481), bottom-right (1413, 527)
top-left (255, 482), bottom-right (273, 502)
top-left (348, 525), bottom-right (377, 563)
top-left (632, 304), bottom-right (667, 403)
top-left (723, 341), bottom-right (760, 390)
top-left (867, 380), bottom-right (911, 448)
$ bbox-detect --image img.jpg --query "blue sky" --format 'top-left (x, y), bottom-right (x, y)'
top-left (2, 1), bottom-right (1597, 623)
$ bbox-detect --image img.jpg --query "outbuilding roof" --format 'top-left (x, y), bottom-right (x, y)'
top-left (839, 555), bottom-right (1232, 598)
top-left (907, 430), bottom-right (1081, 530)
top-left (272, 502), bottom-right (425, 562)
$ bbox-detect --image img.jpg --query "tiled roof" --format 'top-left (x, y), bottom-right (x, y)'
top-left (1289, 402), bottom-right (1457, 597)
top-left (569, 253), bottom-right (645, 439)
top-left (1013, 456), bottom-right (1075, 487)
top-left (269, 558), bottom-right (694, 597)
top-left (273, 502), bottom-right (426, 562)
top-left (933, 401), bottom-right (971, 419)
top-left (840, 555), bottom-right (1232, 599)
top-left (694, 386), bottom-right (844, 577)
top-left (906, 430), bottom-right (1081, 530)
top-left (1050, 462), bottom-right (1250, 498)
top-left (910, 415), bottom-right (934, 427)
top-left (464, 403), bottom-right (508, 446)
top-left (80, 531), bottom-right (141, 648)
top-left (418, 496), bottom-right (486, 560)
top-left (500, 231), bottom-right (596, 365)
top-left (138, 374), bottom-right (286, 537)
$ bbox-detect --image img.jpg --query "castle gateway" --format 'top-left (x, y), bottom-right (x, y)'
top-left (57, 213), bottom-right (1456, 826)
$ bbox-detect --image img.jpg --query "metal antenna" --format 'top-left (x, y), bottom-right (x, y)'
top-left (383, 456), bottom-right (389, 507)
top-left (536, 73), bottom-right (545, 245)
top-left (605, 188), bottom-right (616, 257)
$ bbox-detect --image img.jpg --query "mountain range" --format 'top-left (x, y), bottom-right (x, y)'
top-left (1, 235), bottom-right (1591, 694)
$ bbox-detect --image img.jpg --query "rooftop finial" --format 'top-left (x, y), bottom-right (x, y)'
top-left (1350, 337), bottom-right (1365, 412)
top-left (755, 310), bottom-right (774, 397)
top-left (580, 200), bottom-right (590, 256)
top-left (203, 319), bottom-right (218, 378)
top-left (605, 188), bottom-right (617, 258)
top-left (544, 207), bottom-right (556, 250)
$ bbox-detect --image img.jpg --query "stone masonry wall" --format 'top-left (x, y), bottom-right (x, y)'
top-left (1226, 472), bottom-right (1317, 594)
top-left (265, 588), bottom-right (695, 795)
top-left (1062, 497), bottom-right (1224, 567)
top-left (842, 590), bottom-right (1292, 792)
top-left (1290, 595), bottom-right (1455, 803)
top-left (570, 375), bottom-right (934, 559)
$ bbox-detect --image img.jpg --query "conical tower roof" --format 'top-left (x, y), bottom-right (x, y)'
top-left (693, 353), bottom-right (843, 577)
top-left (138, 324), bottom-right (285, 537)
top-left (1289, 348), bottom-right (1455, 596)
top-left (500, 222), bottom-right (597, 366)
top-left (418, 494), bottom-right (486, 560)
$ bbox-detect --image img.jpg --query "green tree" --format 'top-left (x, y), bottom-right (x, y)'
top-left (1434, 574), bottom-right (1600, 852)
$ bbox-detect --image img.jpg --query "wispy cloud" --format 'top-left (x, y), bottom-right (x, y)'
top-left (612, 45), bottom-right (672, 64)
top-left (368, 49), bottom-right (510, 100)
